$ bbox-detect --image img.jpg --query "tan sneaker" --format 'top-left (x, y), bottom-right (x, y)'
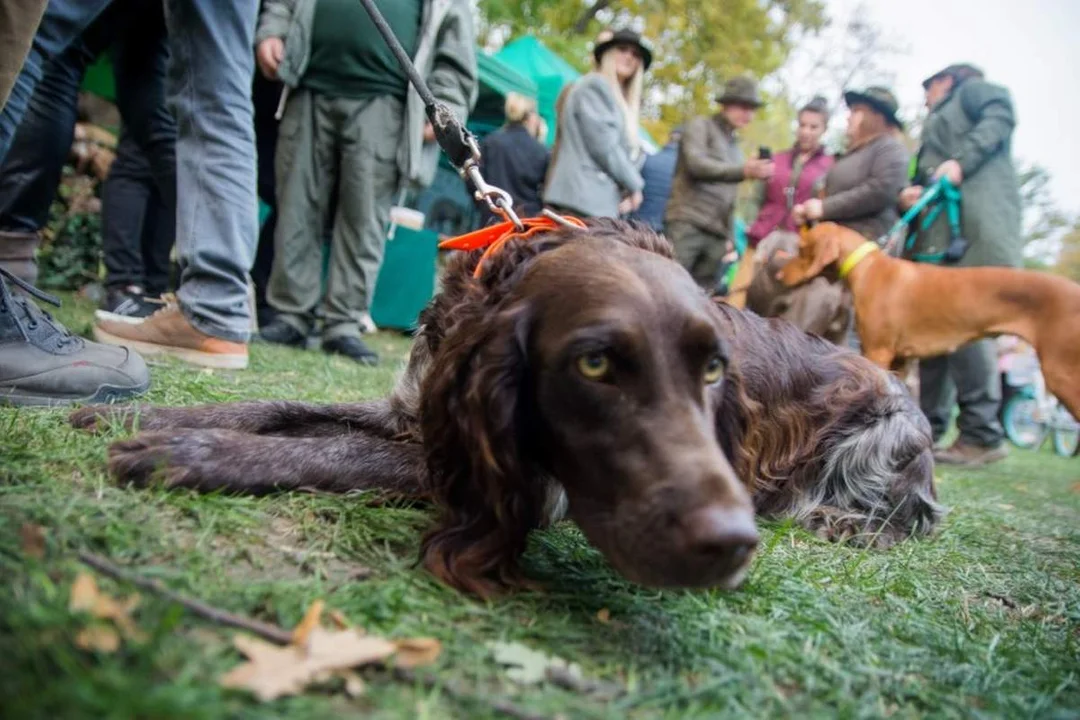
top-left (93, 300), bottom-right (248, 370)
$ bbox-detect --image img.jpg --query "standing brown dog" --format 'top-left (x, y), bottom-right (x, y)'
top-left (778, 222), bottom-right (1080, 436)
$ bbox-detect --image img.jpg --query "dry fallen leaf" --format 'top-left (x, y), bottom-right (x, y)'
top-left (340, 670), bottom-right (367, 698)
top-left (997, 503), bottom-right (1015, 511)
top-left (20, 523), bottom-right (46, 559)
top-left (221, 629), bottom-right (396, 701)
top-left (487, 641), bottom-right (582, 686)
top-left (292, 600), bottom-right (325, 646)
top-left (76, 624), bottom-right (121, 653)
top-left (69, 572), bottom-right (147, 644)
top-left (1070, 481), bottom-right (1080, 494)
top-left (596, 608), bottom-right (611, 624)
top-left (394, 637), bottom-right (442, 669)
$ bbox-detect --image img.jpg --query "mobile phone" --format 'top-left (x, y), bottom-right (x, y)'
top-left (758, 146), bottom-right (772, 160)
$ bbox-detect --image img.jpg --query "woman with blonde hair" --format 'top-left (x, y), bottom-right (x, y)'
top-left (543, 28), bottom-right (651, 218)
top-left (479, 92), bottom-right (549, 219)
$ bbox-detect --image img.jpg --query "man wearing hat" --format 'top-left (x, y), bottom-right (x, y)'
top-left (665, 76), bottom-right (774, 290)
top-left (900, 64), bottom-right (1022, 466)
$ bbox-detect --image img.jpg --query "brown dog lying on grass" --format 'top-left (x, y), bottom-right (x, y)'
top-left (778, 221), bottom-right (1080, 445)
top-left (71, 219), bottom-right (942, 597)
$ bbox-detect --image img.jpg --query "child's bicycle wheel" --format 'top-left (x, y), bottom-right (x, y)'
top-left (1002, 392), bottom-right (1047, 450)
top-left (1050, 404), bottom-right (1079, 457)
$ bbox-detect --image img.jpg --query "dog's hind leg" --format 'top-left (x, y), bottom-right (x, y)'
top-left (107, 428), bottom-right (427, 498)
top-left (70, 399), bottom-right (412, 440)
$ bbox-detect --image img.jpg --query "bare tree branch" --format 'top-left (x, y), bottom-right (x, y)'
top-left (572, 0), bottom-right (616, 35)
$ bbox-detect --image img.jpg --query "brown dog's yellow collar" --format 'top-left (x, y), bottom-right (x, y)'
top-left (838, 241), bottom-right (880, 280)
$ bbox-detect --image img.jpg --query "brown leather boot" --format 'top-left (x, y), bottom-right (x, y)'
top-left (933, 440), bottom-right (1008, 467)
top-left (0, 230), bottom-right (41, 285)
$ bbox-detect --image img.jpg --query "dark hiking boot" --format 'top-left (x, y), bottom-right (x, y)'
top-left (256, 318), bottom-right (307, 348)
top-left (95, 285), bottom-right (159, 324)
top-left (322, 335), bottom-right (379, 366)
top-left (933, 440), bottom-right (1008, 467)
top-left (0, 266), bottom-right (150, 407)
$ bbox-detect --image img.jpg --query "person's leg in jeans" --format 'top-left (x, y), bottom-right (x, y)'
top-left (0, 10), bottom-right (116, 282)
top-left (0, 0), bottom-right (149, 407)
top-left (919, 353), bottom-right (955, 444)
top-left (110, 0), bottom-right (175, 215)
top-left (98, 129), bottom-right (163, 321)
top-left (251, 71), bottom-right (282, 328)
top-left (140, 188), bottom-right (174, 297)
top-left (94, 0), bottom-right (258, 369)
top-left (320, 95), bottom-right (402, 365)
top-left (0, 0), bottom-right (111, 162)
top-left (0, 0), bottom-right (48, 109)
top-left (924, 340), bottom-right (1007, 465)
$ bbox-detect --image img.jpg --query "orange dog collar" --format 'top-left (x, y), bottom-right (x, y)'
top-left (439, 215), bottom-right (586, 278)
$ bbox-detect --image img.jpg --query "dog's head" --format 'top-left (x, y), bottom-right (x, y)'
top-left (777, 223), bottom-right (846, 286)
top-left (419, 219), bottom-right (757, 595)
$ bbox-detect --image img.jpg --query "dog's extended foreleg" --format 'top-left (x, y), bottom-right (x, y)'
top-left (107, 428), bottom-right (427, 498)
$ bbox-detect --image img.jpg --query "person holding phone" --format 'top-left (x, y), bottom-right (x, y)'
top-left (665, 76), bottom-right (773, 291)
top-left (726, 95), bottom-right (833, 308)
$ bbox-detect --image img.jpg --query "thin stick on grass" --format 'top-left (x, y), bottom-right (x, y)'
top-left (77, 550), bottom-right (549, 720)
top-left (77, 550), bottom-right (294, 644)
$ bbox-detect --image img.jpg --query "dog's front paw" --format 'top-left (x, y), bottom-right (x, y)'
top-left (69, 404), bottom-right (140, 433)
top-left (107, 430), bottom-right (234, 491)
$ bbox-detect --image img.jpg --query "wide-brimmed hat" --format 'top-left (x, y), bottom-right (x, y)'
top-left (716, 76), bottom-right (764, 108)
top-left (593, 28), bottom-right (653, 71)
top-left (921, 63), bottom-right (984, 90)
top-left (843, 86), bottom-right (903, 129)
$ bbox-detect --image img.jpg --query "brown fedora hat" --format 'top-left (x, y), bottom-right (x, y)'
top-left (716, 76), bottom-right (764, 108)
top-left (844, 86), bottom-right (903, 129)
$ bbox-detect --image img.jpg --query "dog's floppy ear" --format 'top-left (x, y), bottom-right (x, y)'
top-left (418, 300), bottom-right (546, 597)
top-left (778, 226), bottom-right (841, 286)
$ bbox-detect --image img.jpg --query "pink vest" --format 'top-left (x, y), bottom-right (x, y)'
top-left (747, 147), bottom-right (833, 246)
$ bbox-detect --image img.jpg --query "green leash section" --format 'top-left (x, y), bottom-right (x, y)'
top-left (882, 176), bottom-right (967, 264)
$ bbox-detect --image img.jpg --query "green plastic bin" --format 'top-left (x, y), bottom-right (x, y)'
top-left (369, 226), bottom-right (440, 331)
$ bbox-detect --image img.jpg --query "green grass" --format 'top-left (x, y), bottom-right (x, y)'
top-left (2, 292), bottom-right (1078, 719)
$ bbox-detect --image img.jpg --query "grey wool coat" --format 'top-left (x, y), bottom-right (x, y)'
top-left (543, 72), bottom-right (644, 217)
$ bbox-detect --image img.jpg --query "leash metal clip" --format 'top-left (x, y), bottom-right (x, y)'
top-left (459, 133), bottom-right (525, 232)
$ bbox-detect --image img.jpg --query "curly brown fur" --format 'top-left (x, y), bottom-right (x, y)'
top-left (73, 218), bottom-right (941, 596)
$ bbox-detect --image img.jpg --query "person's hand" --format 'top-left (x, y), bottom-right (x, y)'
top-left (802, 198), bottom-right (824, 222)
top-left (899, 185), bottom-right (923, 210)
top-left (791, 203), bottom-right (807, 226)
top-left (618, 190), bottom-right (644, 215)
top-left (934, 159), bottom-right (963, 185)
top-left (423, 122), bottom-right (436, 143)
top-left (256, 37), bottom-right (285, 79)
top-left (744, 158), bottom-right (775, 180)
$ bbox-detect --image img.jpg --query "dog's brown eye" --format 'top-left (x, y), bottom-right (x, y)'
top-left (577, 352), bottom-right (611, 380)
top-left (703, 355), bottom-right (725, 384)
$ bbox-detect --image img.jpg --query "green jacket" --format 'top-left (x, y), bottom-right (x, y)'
top-left (907, 77), bottom-right (1021, 268)
top-left (665, 114), bottom-right (745, 239)
top-left (256, 0), bottom-right (478, 189)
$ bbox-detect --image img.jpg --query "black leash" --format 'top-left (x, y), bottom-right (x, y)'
top-left (355, 0), bottom-right (524, 230)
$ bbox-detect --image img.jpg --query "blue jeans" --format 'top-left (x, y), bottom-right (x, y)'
top-left (0, 0), bottom-right (165, 233)
top-left (0, 0), bottom-right (259, 342)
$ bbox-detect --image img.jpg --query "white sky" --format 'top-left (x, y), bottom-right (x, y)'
top-left (834, 0), bottom-right (1080, 215)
